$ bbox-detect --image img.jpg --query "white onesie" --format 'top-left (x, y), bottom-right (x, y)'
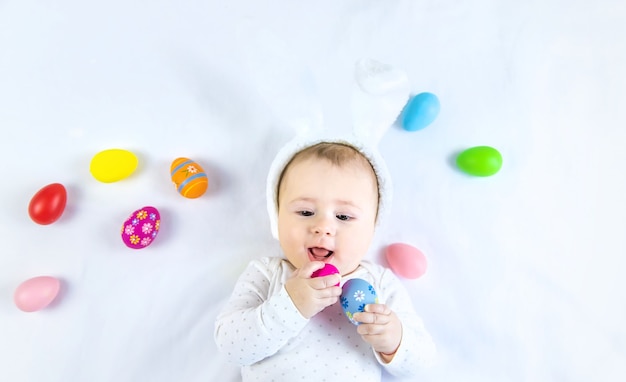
top-left (214, 256), bottom-right (436, 381)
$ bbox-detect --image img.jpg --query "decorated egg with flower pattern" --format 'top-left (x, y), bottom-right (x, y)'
top-left (121, 206), bottom-right (160, 249)
top-left (170, 157), bottom-right (208, 198)
top-left (340, 278), bottom-right (378, 325)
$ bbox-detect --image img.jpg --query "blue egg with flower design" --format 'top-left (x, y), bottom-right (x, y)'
top-left (340, 278), bottom-right (379, 325)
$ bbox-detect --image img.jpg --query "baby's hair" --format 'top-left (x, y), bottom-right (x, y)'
top-left (276, 142), bottom-right (380, 216)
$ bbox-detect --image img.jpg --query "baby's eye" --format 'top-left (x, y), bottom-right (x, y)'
top-left (336, 214), bottom-right (352, 221)
top-left (298, 210), bottom-right (314, 217)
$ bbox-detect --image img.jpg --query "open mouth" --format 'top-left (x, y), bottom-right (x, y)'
top-left (308, 247), bottom-right (334, 261)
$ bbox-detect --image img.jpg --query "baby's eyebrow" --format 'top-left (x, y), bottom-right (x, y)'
top-left (335, 200), bottom-right (362, 210)
top-left (289, 197), bottom-right (362, 211)
top-left (288, 197), bottom-right (316, 204)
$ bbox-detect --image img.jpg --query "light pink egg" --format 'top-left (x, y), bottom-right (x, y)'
top-left (14, 276), bottom-right (61, 312)
top-left (385, 243), bottom-right (427, 279)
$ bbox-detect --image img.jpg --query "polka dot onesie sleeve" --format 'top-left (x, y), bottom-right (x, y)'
top-left (214, 257), bottom-right (309, 366)
top-left (365, 264), bottom-right (437, 377)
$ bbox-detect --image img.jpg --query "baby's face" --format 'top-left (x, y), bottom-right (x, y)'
top-left (277, 157), bottom-right (378, 275)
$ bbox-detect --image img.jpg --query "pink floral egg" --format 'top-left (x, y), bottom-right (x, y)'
top-left (121, 206), bottom-right (160, 249)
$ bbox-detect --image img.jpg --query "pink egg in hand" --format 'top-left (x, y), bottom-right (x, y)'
top-left (14, 276), bottom-right (61, 312)
top-left (311, 263), bottom-right (340, 286)
top-left (385, 243), bottom-right (427, 279)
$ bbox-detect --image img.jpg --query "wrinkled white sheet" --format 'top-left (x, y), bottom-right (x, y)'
top-left (1, 1), bottom-right (624, 381)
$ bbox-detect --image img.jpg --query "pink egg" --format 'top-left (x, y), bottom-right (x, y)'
top-left (311, 263), bottom-right (340, 286)
top-left (14, 276), bottom-right (61, 312)
top-left (385, 243), bottom-right (427, 279)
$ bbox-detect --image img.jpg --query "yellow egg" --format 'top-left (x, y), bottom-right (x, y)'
top-left (90, 149), bottom-right (138, 183)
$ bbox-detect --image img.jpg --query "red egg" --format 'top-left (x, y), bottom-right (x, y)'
top-left (385, 243), bottom-right (428, 279)
top-left (28, 183), bottom-right (67, 225)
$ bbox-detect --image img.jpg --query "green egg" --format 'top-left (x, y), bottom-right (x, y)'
top-left (456, 146), bottom-right (502, 176)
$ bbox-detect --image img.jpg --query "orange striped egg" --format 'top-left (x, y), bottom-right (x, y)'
top-left (170, 157), bottom-right (208, 198)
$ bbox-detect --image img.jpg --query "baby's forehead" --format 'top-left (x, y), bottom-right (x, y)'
top-left (287, 154), bottom-right (377, 182)
top-left (276, 142), bottom-right (381, 205)
top-left (280, 158), bottom-right (379, 207)
top-left (279, 156), bottom-right (380, 206)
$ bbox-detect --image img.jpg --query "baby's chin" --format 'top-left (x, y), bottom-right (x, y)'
top-left (325, 259), bottom-right (360, 277)
top-left (337, 263), bottom-right (361, 277)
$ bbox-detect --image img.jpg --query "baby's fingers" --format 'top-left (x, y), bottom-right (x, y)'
top-left (315, 285), bottom-right (342, 299)
top-left (353, 304), bottom-right (392, 325)
top-left (298, 261), bottom-right (327, 278)
top-left (365, 304), bottom-right (392, 315)
top-left (353, 312), bottom-right (392, 326)
top-left (312, 274), bottom-right (341, 289)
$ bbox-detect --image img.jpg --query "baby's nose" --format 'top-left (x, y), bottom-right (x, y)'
top-left (312, 220), bottom-right (336, 236)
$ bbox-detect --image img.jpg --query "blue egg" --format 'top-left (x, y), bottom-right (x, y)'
top-left (340, 278), bottom-right (379, 325)
top-left (401, 92), bottom-right (440, 131)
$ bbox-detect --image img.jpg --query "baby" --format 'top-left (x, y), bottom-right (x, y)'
top-left (215, 138), bottom-right (436, 381)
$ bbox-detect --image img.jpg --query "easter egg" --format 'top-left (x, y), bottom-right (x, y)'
top-left (28, 183), bottom-right (67, 225)
top-left (90, 149), bottom-right (138, 183)
top-left (121, 206), bottom-right (161, 249)
top-left (311, 263), bottom-right (340, 286)
top-left (170, 157), bottom-right (208, 198)
top-left (402, 92), bottom-right (440, 131)
top-left (340, 278), bottom-right (378, 325)
top-left (14, 276), bottom-right (61, 312)
top-left (385, 243), bottom-right (427, 279)
top-left (456, 146), bottom-right (503, 176)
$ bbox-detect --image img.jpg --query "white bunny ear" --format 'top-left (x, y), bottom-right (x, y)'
top-left (237, 21), bottom-right (324, 135)
top-left (351, 59), bottom-right (410, 144)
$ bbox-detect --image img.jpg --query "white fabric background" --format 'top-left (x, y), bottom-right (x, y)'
top-left (1, 1), bottom-right (624, 381)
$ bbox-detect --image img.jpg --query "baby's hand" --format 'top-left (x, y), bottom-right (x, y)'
top-left (285, 261), bottom-right (342, 319)
top-left (353, 304), bottom-right (402, 362)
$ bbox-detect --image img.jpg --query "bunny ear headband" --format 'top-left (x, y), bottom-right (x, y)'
top-left (240, 25), bottom-right (410, 239)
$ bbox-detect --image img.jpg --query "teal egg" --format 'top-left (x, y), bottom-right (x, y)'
top-left (456, 146), bottom-right (503, 176)
top-left (401, 92), bottom-right (440, 131)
